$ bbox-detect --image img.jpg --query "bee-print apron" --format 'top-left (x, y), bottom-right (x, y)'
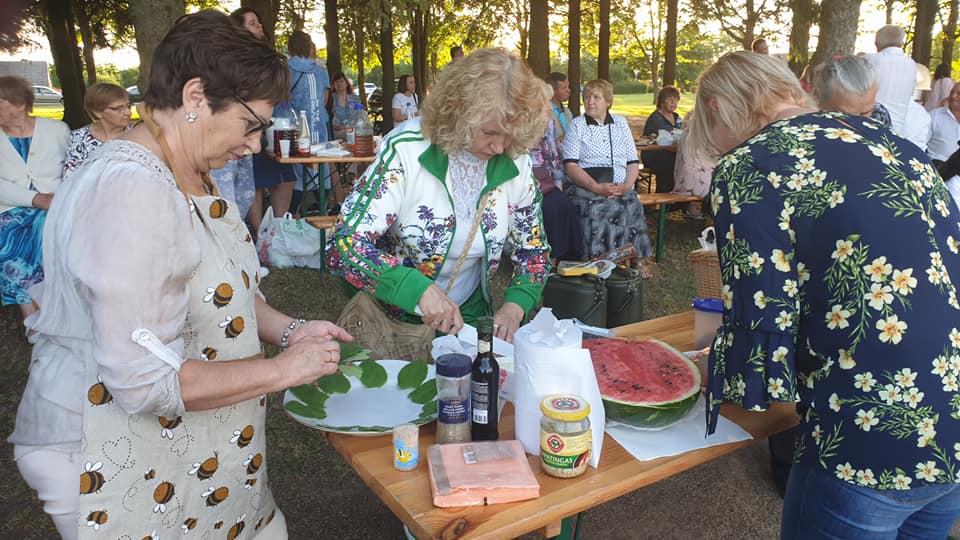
top-left (76, 193), bottom-right (278, 539)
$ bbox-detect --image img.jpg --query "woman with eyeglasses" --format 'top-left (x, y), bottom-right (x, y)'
top-left (9, 12), bottom-right (350, 538)
top-left (62, 83), bottom-right (131, 178)
top-left (0, 75), bottom-right (69, 330)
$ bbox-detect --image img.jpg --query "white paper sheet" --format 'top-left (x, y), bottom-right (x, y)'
top-left (604, 396), bottom-right (752, 462)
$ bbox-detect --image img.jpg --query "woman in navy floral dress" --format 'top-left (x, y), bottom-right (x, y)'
top-left (688, 51), bottom-right (960, 539)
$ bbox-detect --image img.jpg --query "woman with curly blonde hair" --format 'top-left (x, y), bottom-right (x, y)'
top-left (327, 48), bottom-right (550, 343)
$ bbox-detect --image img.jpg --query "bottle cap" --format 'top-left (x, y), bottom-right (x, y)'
top-left (476, 316), bottom-right (494, 334)
top-left (540, 394), bottom-right (591, 421)
top-left (436, 353), bottom-right (472, 377)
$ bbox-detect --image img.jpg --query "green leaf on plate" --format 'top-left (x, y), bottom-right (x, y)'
top-left (359, 360), bottom-right (388, 388)
top-left (317, 372), bottom-right (351, 394)
top-left (339, 363), bottom-right (362, 378)
top-left (420, 400), bottom-right (438, 417)
top-left (285, 400), bottom-right (327, 420)
top-left (397, 360), bottom-right (428, 390)
top-left (408, 377), bottom-right (437, 404)
top-left (288, 384), bottom-right (329, 410)
top-left (338, 340), bottom-right (371, 363)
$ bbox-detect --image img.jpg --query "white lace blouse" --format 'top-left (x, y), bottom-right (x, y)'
top-left (432, 150), bottom-right (486, 304)
top-left (10, 140), bottom-right (200, 451)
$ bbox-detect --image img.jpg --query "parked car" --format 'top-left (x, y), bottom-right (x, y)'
top-left (354, 82), bottom-right (378, 97)
top-left (126, 85), bottom-right (141, 102)
top-left (33, 85), bottom-right (62, 104)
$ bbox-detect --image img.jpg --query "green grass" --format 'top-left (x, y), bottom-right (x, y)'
top-left (609, 92), bottom-right (695, 119)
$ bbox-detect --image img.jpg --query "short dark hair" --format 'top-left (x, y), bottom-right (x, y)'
top-left (397, 74), bottom-right (414, 94)
top-left (144, 10), bottom-right (289, 113)
top-left (935, 63), bottom-right (952, 80)
top-left (287, 30), bottom-right (312, 58)
top-left (0, 76), bottom-right (34, 111)
top-left (656, 85), bottom-right (680, 108)
top-left (546, 72), bottom-right (568, 90)
top-left (751, 38), bottom-right (767, 51)
top-left (450, 45), bottom-right (463, 59)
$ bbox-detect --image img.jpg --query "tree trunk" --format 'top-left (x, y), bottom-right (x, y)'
top-left (324, 0), bottom-right (341, 76)
top-left (598, 0), bottom-right (610, 80)
top-left (411, 5), bottom-right (429, 104)
top-left (662, 0), bottom-right (678, 86)
top-left (379, 0), bottom-right (394, 133)
top-left (73, 1), bottom-right (97, 86)
top-left (788, 0), bottom-right (816, 75)
top-left (568, 0), bottom-right (581, 116)
top-left (353, 18), bottom-right (366, 105)
top-left (912, 0), bottom-right (936, 66)
top-left (810, 0), bottom-right (862, 67)
top-left (527, 0), bottom-right (550, 78)
top-left (943, 0), bottom-right (959, 67)
top-left (39, 0), bottom-right (87, 128)
top-left (242, 0), bottom-right (279, 45)
top-left (885, 0), bottom-right (894, 25)
top-left (128, 0), bottom-right (184, 93)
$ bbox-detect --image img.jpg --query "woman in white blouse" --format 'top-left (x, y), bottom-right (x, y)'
top-left (392, 74), bottom-right (420, 123)
top-left (10, 12), bottom-right (349, 538)
top-left (562, 79), bottom-right (652, 272)
top-left (0, 75), bottom-right (69, 327)
top-left (62, 83), bottom-right (131, 177)
top-left (926, 81), bottom-right (960, 167)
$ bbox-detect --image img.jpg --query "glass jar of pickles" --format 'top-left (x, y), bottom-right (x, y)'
top-left (539, 394), bottom-right (592, 478)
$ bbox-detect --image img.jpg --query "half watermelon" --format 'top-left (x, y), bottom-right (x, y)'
top-left (586, 338), bottom-right (701, 429)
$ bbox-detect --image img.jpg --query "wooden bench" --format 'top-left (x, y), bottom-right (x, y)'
top-left (638, 192), bottom-right (703, 263)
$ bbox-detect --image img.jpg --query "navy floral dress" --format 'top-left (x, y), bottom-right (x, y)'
top-left (708, 112), bottom-right (960, 490)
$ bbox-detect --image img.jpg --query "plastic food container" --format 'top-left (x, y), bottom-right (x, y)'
top-left (693, 298), bottom-right (723, 350)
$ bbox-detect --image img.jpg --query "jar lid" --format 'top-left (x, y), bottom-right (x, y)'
top-left (540, 394), bottom-right (591, 421)
top-left (692, 298), bottom-right (723, 313)
top-left (435, 353), bottom-right (472, 377)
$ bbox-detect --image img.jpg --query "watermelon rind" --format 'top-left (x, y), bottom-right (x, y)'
top-left (593, 338), bottom-right (701, 429)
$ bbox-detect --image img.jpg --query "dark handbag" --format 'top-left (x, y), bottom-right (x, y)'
top-left (582, 167), bottom-right (614, 184)
top-left (541, 273), bottom-right (608, 328)
top-left (533, 166), bottom-right (557, 195)
top-left (605, 267), bottom-right (644, 327)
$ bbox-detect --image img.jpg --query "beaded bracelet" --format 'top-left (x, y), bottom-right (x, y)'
top-left (280, 318), bottom-right (306, 350)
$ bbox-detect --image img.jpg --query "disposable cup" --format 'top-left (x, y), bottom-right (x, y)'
top-left (279, 139), bottom-right (291, 158)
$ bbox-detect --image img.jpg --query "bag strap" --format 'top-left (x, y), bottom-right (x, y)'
top-left (442, 191), bottom-right (490, 294)
top-left (291, 72), bottom-right (306, 93)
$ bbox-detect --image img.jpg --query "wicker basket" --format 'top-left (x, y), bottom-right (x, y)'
top-left (687, 248), bottom-right (723, 299)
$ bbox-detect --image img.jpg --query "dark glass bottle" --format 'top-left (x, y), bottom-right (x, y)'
top-left (471, 317), bottom-right (499, 441)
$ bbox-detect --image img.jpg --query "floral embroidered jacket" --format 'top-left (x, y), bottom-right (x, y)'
top-left (326, 121), bottom-right (550, 316)
top-left (708, 112), bottom-right (960, 490)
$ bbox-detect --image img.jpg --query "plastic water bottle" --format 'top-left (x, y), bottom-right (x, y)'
top-left (354, 105), bottom-right (374, 157)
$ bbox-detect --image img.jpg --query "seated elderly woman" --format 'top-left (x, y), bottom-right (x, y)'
top-left (327, 48), bottom-right (550, 345)
top-left (927, 81), bottom-right (960, 167)
top-left (63, 82), bottom-right (131, 177)
top-left (641, 85), bottom-right (682, 193)
top-left (563, 79), bottom-right (652, 270)
top-left (688, 50), bottom-right (960, 538)
top-left (0, 75), bottom-right (69, 326)
top-left (10, 12), bottom-right (349, 538)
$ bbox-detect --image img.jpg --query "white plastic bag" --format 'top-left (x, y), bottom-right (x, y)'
top-left (697, 226), bottom-right (716, 251)
top-left (255, 207), bottom-right (323, 268)
top-left (513, 308), bottom-right (605, 468)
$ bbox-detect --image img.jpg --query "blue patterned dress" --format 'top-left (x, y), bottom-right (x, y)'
top-left (0, 136), bottom-right (46, 305)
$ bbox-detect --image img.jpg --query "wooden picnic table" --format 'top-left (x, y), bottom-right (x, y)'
top-left (637, 192), bottom-right (703, 263)
top-left (269, 152), bottom-right (375, 269)
top-left (323, 311), bottom-right (798, 540)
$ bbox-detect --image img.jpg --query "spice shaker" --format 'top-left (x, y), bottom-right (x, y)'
top-left (435, 353), bottom-right (472, 444)
top-left (393, 423), bottom-right (419, 471)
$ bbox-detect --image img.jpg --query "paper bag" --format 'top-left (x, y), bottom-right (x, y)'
top-left (513, 308), bottom-right (605, 468)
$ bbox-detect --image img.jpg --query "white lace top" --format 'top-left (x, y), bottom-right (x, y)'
top-left (432, 150), bottom-right (486, 304)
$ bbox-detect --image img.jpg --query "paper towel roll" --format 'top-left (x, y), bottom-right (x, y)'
top-left (513, 309), bottom-right (605, 468)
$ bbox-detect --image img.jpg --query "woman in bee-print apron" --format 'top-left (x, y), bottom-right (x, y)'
top-left (8, 12), bottom-right (351, 539)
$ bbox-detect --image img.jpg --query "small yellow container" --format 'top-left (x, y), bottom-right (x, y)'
top-left (539, 394), bottom-right (592, 478)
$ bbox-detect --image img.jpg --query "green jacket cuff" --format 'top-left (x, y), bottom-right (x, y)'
top-left (504, 282), bottom-right (543, 315)
top-left (373, 265), bottom-right (434, 314)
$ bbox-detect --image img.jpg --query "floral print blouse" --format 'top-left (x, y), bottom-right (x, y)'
top-left (708, 111), bottom-right (960, 490)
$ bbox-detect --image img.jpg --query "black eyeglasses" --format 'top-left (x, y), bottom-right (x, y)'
top-left (234, 96), bottom-right (273, 136)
